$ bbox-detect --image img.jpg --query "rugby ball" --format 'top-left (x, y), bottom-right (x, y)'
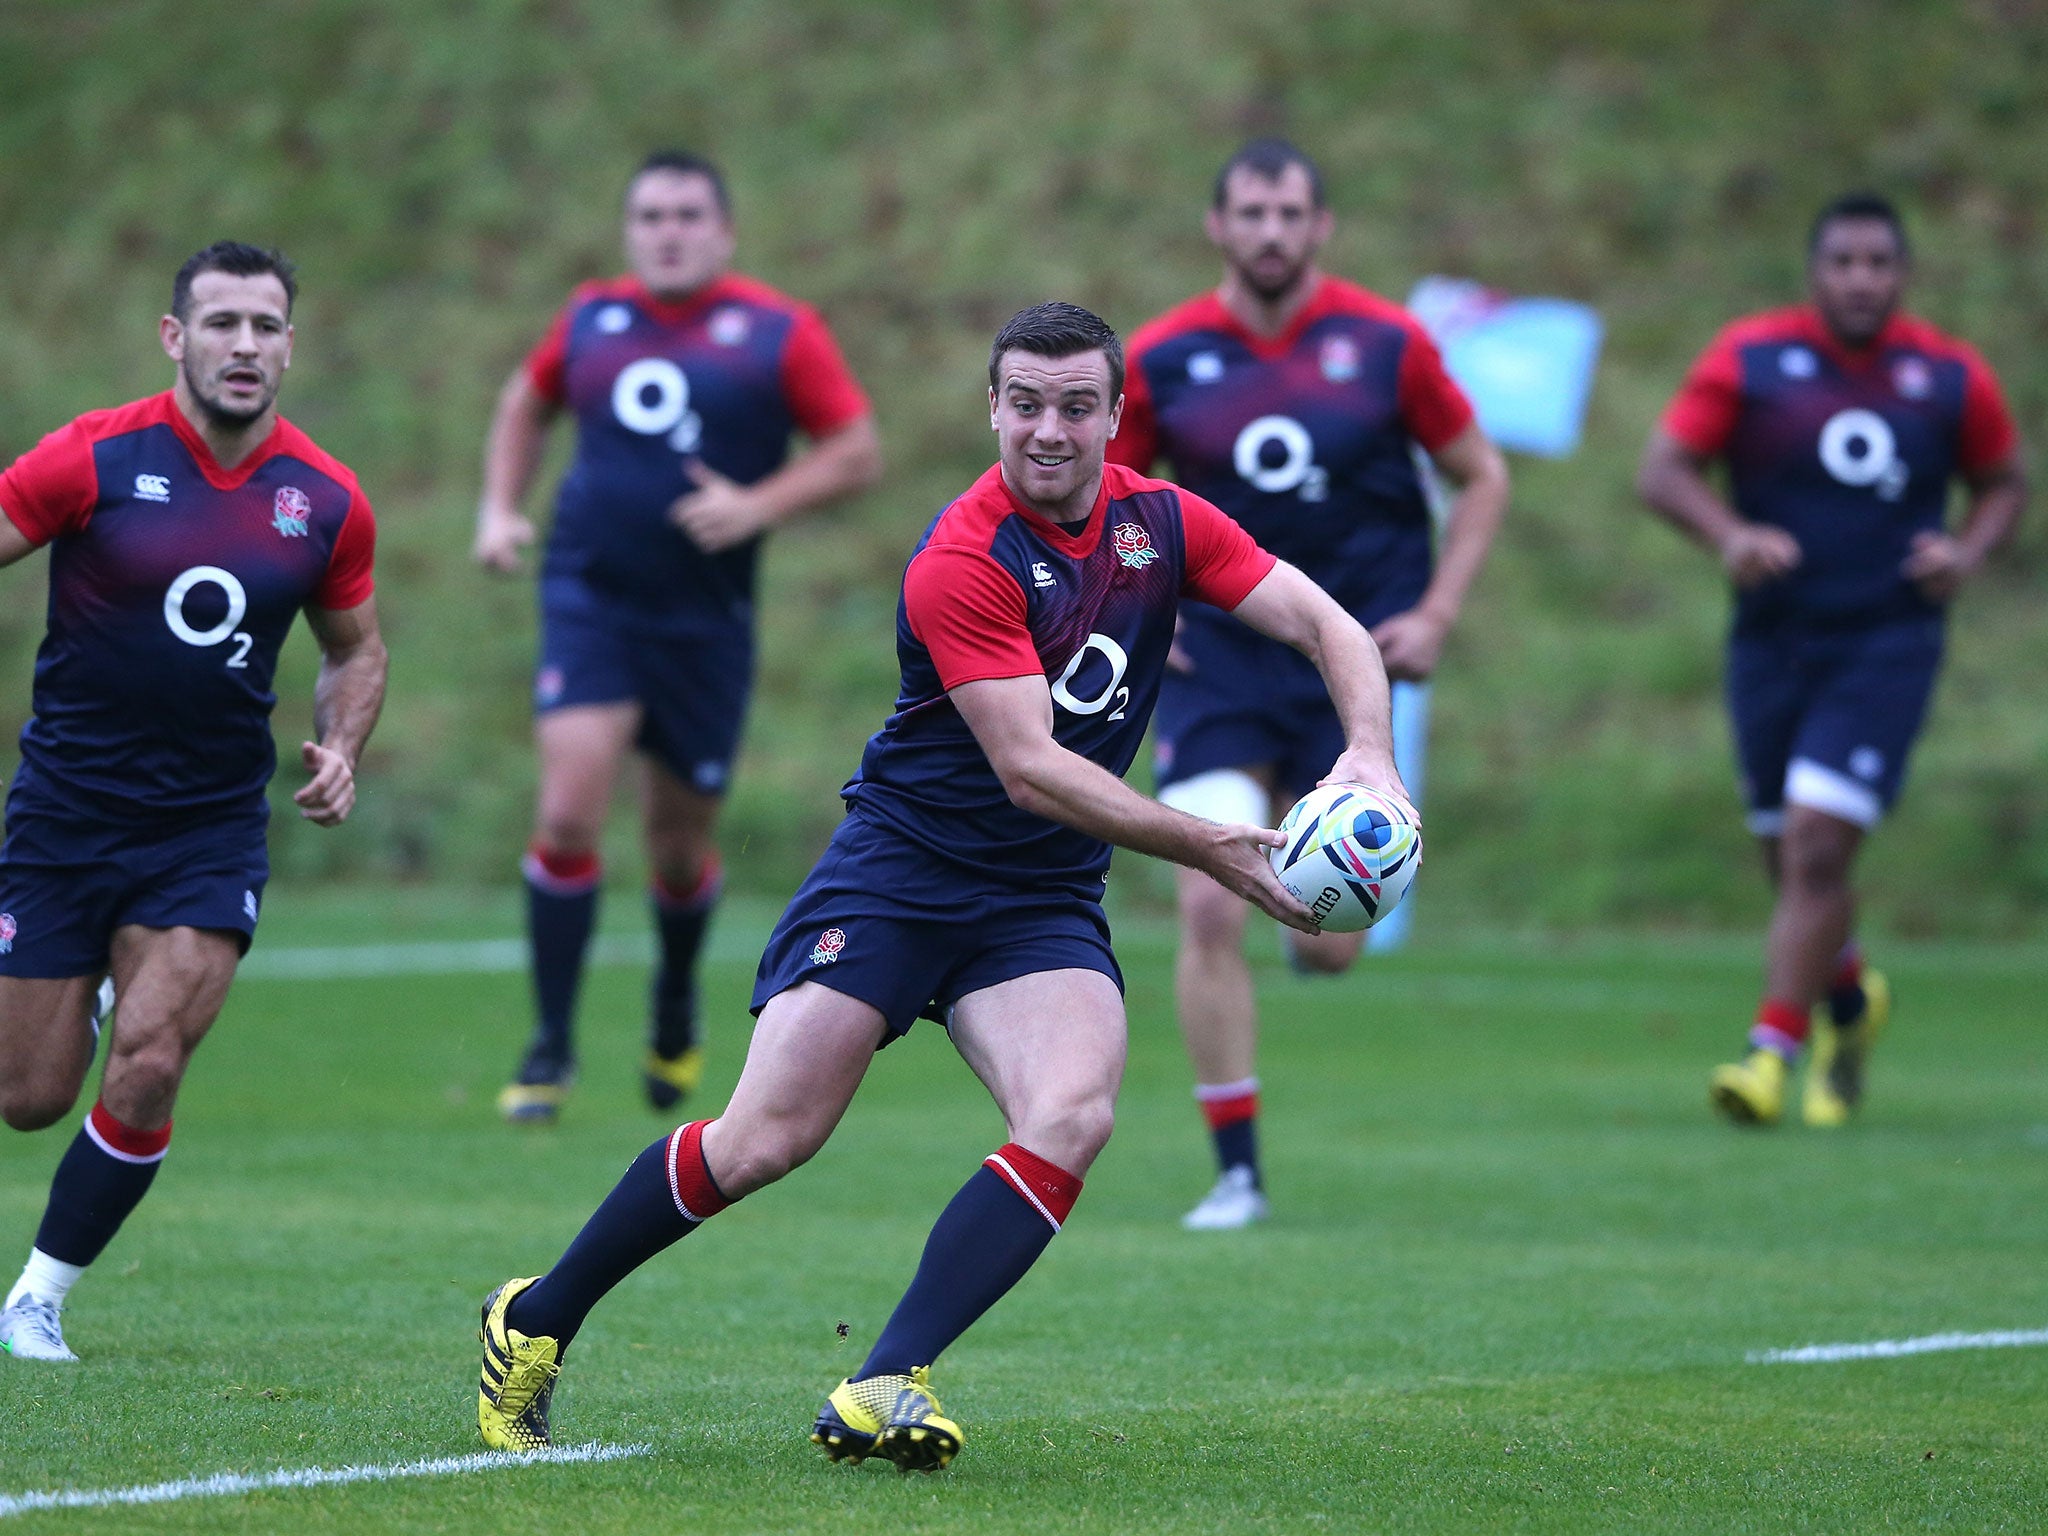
top-left (1270, 783), bottom-right (1421, 933)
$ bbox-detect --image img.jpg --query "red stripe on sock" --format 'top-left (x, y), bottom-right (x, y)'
top-left (1831, 944), bottom-right (1864, 993)
top-left (984, 1142), bottom-right (1082, 1229)
top-left (1754, 997), bottom-right (1810, 1047)
top-left (1199, 1092), bottom-right (1259, 1132)
top-left (87, 1101), bottom-right (171, 1161)
top-left (524, 841), bottom-right (601, 892)
top-left (666, 1119), bottom-right (731, 1222)
top-left (653, 854), bottom-right (723, 910)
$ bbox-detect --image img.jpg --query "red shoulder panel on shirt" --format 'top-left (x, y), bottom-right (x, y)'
top-left (1658, 309), bottom-right (1810, 457)
top-left (0, 394), bottom-right (182, 544)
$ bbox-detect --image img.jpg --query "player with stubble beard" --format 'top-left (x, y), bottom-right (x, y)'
top-left (1110, 139), bottom-right (1509, 1229)
top-left (0, 242), bottom-right (386, 1362)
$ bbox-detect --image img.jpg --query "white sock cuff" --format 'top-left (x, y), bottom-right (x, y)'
top-left (1193, 1077), bottom-right (1260, 1103)
top-left (7, 1248), bottom-right (84, 1311)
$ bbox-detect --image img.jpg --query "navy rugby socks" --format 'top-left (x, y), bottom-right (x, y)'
top-left (856, 1144), bottom-right (1082, 1380)
top-left (522, 843), bottom-right (601, 1066)
top-left (1195, 1078), bottom-right (1262, 1186)
top-left (508, 1120), bottom-right (731, 1347)
top-left (650, 857), bottom-right (721, 1058)
top-left (32, 1102), bottom-right (171, 1270)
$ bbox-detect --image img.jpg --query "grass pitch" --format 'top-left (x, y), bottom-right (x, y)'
top-left (2, 889), bottom-right (2045, 1533)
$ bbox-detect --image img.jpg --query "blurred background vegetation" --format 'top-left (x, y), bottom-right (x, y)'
top-left (1, 0), bottom-right (2042, 935)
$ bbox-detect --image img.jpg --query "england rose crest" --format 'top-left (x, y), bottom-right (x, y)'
top-left (272, 486), bottom-right (312, 537)
top-left (810, 927), bottom-right (847, 965)
top-left (1112, 521), bottom-right (1158, 569)
top-left (0, 913), bottom-right (16, 954)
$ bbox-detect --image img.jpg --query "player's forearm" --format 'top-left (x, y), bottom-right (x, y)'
top-left (1955, 467), bottom-right (2029, 563)
top-left (1416, 457), bottom-right (1508, 626)
top-left (1637, 437), bottom-right (1747, 552)
top-left (743, 415), bottom-right (884, 528)
top-left (1300, 607), bottom-right (1396, 771)
top-left (311, 638), bottom-right (389, 768)
top-left (478, 373), bottom-right (553, 520)
top-left (997, 738), bottom-right (1230, 869)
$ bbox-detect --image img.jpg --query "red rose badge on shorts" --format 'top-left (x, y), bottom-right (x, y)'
top-left (1112, 522), bottom-right (1158, 569)
top-left (272, 486), bottom-right (312, 538)
top-left (810, 927), bottom-right (847, 965)
top-left (0, 914), bottom-right (16, 954)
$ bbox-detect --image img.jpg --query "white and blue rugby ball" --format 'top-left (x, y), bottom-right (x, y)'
top-left (1270, 783), bottom-right (1421, 933)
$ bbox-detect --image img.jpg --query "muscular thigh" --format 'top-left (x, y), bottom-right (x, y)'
top-left (948, 969), bottom-right (1128, 1171)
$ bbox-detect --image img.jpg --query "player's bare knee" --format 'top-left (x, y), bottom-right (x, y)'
top-left (1, 1083), bottom-right (76, 1132)
top-left (532, 821), bottom-right (601, 859)
top-left (1019, 1095), bottom-right (1115, 1172)
top-left (1180, 881), bottom-right (1249, 952)
top-left (1780, 826), bottom-right (1856, 894)
top-left (710, 1116), bottom-right (826, 1194)
top-left (1287, 931), bottom-right (1361, 976)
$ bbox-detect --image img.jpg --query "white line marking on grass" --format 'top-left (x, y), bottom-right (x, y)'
top-left (243, 934), bottom-right (651, 979)
top-left (0, 1440), bottom-right (650, 1520)
top-left (1750, 1328), bottom-right (2048, 1365)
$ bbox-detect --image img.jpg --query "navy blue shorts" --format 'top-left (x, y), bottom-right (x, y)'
top-left (752, 812), bottom-right (1123, 1041)
top-left (1153, 618), bottom-right (1344, 795)
top-left (535, 575), bottom-right (754, 796)
top-left (1728, 619), bottom-right (1944, 834)
top-left (0, 773), bottom-right (268, 978)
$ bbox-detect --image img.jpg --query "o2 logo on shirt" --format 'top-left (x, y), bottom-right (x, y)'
top-left (164, 565), bottom-right (254, 669)
top-left (1051, 633), bottom-right (1131, 722)
top-left (1233, 415), bottom-right (1329, 503)
top-left (1817, 408), bottom-right (1907, 502)
top-left (611, 358), bottom-right (703, 454)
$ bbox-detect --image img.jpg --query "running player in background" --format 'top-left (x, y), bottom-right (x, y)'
top-left (0, 242), bottom-right (387, 1361)
top-left (1638, 192), bottom-right (2027, 1127)
top-left (473, 150), bottom-right (882, 1124)
top-left (475, 303), bottom-right (1409, 1470)
top-left (1109, 139), bottom-right (1508, 1229)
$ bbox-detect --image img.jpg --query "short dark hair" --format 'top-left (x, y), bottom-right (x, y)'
top-left (988, 302), bottom-right (1124, 400)
top-left (171, 242), bottom-right (297, 320)
top-left (628, 150), bottom-right (730, 216)
top-left (1212, 137), bottom-right (1325, 210)
top-left (1809, 191), bottom-right (1909, 260)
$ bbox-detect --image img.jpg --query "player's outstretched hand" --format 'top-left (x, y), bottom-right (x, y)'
top-left (671, 460), bottom-right (771, 552)
top-left (294, 741), bottom-right (355, 827)
top-left (1368, 607), bottom-right (1449, 682)
top-left (1901, 530), bottom-right (1977, 602)
top-left (1718, 523), bottom-right (1801, 588)
top-left (473, 508), bottom-right (536, 574)
top-left (1205, 823), bottom-right (1320, 934)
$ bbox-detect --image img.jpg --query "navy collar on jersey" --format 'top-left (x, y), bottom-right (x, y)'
top-left (987, 462), bottom-right (1112, 559)
top-left (157, 391), bottom-right (288, 490)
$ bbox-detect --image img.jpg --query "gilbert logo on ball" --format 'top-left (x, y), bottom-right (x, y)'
top-left (1269, 783), bottom-right (1421, 933)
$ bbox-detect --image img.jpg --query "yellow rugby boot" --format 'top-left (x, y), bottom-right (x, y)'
top-left (1709, 1047), bottom-right (1788, 1126)
top-left (643, 1045), bottom-right (705, 1112)
top-left (813, 1365), bottom-right (963, 1472)
top-left (1804, 967), bottom-right (1890, 1127)
top-left (478, 1277), bottom-right (561, 1451)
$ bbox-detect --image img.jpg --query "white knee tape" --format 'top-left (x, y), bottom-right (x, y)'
top-left (1158, 768), bottom-right (1269, 827)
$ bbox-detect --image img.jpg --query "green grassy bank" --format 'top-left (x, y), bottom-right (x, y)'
top-left (2, 1), bottom-right (2043, 931)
